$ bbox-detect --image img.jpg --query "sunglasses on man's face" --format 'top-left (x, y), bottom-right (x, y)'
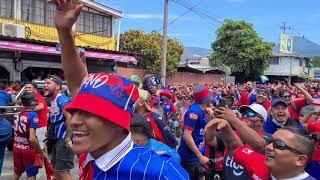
top-left (245, 112), bottom-right (257, 118)
top-left (281, 95), bottom-right (291, 98)
top-left (266, 138), bottom-right (304, 155)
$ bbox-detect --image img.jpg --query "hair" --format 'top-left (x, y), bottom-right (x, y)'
top-left (281, 126), bottom-right (316, 163)
top-left (130, 114), bottom-right (154, 139)
top-left (0, 82), bottom-right (5, 90)
top-left (223, 95), bottom-right (234, 101)
top-left (21, 92), bottom-right (36, 106)
top-left (25, 82), bottom-right (38, 89)
top-left (279, 90), bottom-right (291, 97)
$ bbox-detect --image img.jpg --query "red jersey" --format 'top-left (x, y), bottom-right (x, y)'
top-left (255, 101), bottom-right (271, 111)
top-left (13, 111), bottom-right (39, 153)
top-left (234, 145), bottom-right (271, 180)
top-left (239, 91), bottom-right (250, 106)
top-left (307, 120), bottom-right (320, 161)
top-left (288, 98), bottom-right (307, 120)
top-left (35, 92), bottom-right (48, 127)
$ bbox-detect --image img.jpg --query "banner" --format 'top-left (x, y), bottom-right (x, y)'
top-left (280, 34), bottom-right (293, 53)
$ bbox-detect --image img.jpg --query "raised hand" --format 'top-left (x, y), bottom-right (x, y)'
top-left (294, 83), bottom-right (303, 90)
top-left (49, 0), bottom-right (83, 32)
top-left (205, 118), bottom-right (229, 132)
top-left (215, 107), bottom-right (239, 122)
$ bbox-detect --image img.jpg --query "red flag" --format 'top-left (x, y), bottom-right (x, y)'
top-left (44, 156), bottom-right (55, 180)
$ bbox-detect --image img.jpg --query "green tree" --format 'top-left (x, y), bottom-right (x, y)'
top-left (311, 57), bottom-right (320, 67)
top-left (119, 30), bottom-right (183, 76)
top-left (210, 19), bottom-right (274, 80)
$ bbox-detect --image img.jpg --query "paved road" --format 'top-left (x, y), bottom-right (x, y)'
top-left (1, 149), bottom-right (79, 180)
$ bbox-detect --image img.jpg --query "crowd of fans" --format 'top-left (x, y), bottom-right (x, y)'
top-left (0, 1), bottom-right (319, 180)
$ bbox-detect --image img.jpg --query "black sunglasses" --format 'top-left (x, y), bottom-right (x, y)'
top-left (265, 137), bottom-right (304, 155)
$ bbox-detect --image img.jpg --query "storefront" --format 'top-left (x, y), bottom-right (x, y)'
top-left (0, 37), bottom-right (137, 84)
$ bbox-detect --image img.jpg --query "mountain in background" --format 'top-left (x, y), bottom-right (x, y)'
top-left (273, 36), bottom-right (320, 57)
top-left (181, 47), bottom-right (211, 62)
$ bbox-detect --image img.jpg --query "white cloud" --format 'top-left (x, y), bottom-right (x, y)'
top-left (125, 13), bottom-right (178, 20)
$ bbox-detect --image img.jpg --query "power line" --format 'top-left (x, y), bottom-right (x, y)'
top-left (178, 0), bottom-right (224, 24)
top-left (172, 0), bottom-right (223, 25)
top-left (156, 0), bottom-right (203, 33)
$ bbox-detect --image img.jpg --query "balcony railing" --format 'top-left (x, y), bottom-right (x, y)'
top-left (0, 17), bottom-right (116, 51)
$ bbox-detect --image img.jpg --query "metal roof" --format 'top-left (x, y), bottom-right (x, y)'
top-left (81, 0), bottom-right (123, 18)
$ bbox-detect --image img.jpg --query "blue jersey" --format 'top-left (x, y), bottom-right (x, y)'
top-left (50, 92), bottom-right (71, 139)
top-left (212, 93), bottom-right (221, 106)
top-left (263, 116), bottom-right (304, 135)
top-left (249, 91), bottom-right (257, 105)
top-left (178, 103), bottom-right (207, 165)
top-left (160, 102), bottom-right (175, 121)
top-left (0, 90), bottom-right (11, 106)
top-left (91, 146), bottom-right (189, 180)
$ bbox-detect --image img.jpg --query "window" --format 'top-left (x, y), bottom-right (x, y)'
top-left (76, 10), bottom-right (112, 37)
top-left (269, 57), bottom-right (280, 65)
top-left (299, 59), bottom-right (303, 67)
top-left (45, 3), bottom-right (56, 27)
top-left (0, 0), bottom-right (13, 19)
top-left (21, 0), bottom-right (45, 25)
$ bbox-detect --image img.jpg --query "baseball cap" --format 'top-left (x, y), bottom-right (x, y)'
top-left (47, 75), bottom-right (63, 87)
top-left (194, 85), bottom-right (212, 104)
top-left (271, 98), bottom-right (288, 107)
top-left (239, 104), bottom-right (268, 122)
top-left (257, 88), bottom-right (270, 96)
top-left (65, 73), bottom-right (139, 131)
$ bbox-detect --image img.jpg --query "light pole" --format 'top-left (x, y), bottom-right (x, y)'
top-left (161, 0), bottom-right (169, 87)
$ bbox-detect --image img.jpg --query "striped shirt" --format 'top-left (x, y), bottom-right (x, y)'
top-left (80, 134), bottom-right (189, 180)
top-left (49, 92), bottom-right (71, 139)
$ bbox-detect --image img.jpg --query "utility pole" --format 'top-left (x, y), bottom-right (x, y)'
top-left (280, 22), bottom-right (291, 34)
top-left (161, 0), bottom-right (169, 87)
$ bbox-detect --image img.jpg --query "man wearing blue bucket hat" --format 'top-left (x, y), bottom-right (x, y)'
top-left (50, 0), bottom-right (189, 179)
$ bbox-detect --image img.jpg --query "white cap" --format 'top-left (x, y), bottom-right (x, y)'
top-left (239, 104), bottom-right (268, 122)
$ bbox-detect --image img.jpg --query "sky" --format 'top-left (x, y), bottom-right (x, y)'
top-left (96, 0), bottom-right (320, 49)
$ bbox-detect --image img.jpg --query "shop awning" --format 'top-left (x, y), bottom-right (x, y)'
top-left (0, 40), bottom-right (137, 64)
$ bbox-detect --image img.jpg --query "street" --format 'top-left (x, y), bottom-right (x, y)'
top-left (1, 149), bottom-right (79, 179)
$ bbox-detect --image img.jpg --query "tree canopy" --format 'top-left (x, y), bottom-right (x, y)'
top-left (210, 19), bottom-right (274, 80)
top-left (120, 30), bottom-right (184, 76)
top-left (311, 57), bottom-right (320, 67)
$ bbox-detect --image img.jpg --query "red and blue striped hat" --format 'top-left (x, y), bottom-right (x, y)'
top-left (193, 85), bottom-right (212, 104)
top-left (65, 73), bottom-right (139, 131)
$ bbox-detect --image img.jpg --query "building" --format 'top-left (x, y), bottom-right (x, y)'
top-left (0, 0), bottom-right (136, 84)
top-left (265, 35), bottom-right (320, 82)
top-left (177, 47), bottom-right (231, 84)
top-left (179, 55), bottom-right (230, 75)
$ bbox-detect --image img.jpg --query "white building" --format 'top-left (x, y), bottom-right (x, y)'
top-left (265, 36), bottom-right (320, 82)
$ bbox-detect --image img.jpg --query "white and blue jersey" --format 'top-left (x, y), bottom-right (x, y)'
top-left (50, 92), bottom-right (71, 140)
top-left (81, 134), bottom-right (189, 180)
top-left (178, 103), bottom-right (207, 165)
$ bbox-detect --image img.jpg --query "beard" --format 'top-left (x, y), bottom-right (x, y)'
top-left (44, 89), bottom-right (55, 98)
